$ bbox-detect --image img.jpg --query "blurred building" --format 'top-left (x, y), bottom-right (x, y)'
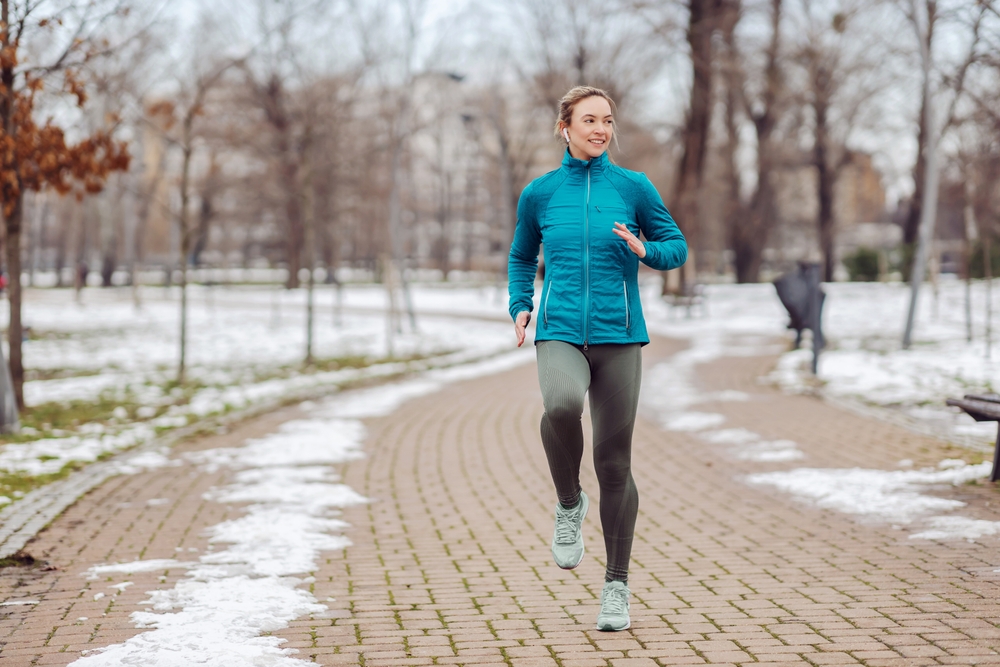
top-left (768, 150), bottom-right (888, 278)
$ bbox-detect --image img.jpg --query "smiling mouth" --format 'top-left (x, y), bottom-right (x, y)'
top-left (589, 138), bottom-right (605, 146)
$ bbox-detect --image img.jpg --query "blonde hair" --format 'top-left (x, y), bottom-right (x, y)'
top-left (554, 86), bottom-right (620, 157)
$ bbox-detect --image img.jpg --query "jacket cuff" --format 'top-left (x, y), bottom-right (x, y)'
top-left (639, 244), bottom-right (663, 270)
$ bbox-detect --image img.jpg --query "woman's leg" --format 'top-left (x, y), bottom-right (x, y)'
top-left (587, 344), bottom-right (642, 583)
top-left (536, 340), bottom-right (591, 508)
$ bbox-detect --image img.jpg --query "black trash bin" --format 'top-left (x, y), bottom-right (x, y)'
top-left (773, 262), bottom-right (825, 374)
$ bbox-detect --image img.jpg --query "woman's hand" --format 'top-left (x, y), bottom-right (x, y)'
top-left (514, 310), bottom-right (531, 347)
top-left (612, 222), bottom-right (646, 258)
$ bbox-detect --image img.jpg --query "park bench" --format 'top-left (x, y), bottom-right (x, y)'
top-left (946, 393), bottom-right (1000, 482)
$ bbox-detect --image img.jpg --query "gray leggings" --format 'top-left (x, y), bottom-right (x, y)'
top-left (536, 340), bottom-right (642, 583)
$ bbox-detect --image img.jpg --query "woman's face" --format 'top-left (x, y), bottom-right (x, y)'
top-left (565, 96), bottom-right (613, 160)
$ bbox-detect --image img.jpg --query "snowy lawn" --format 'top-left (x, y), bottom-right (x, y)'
top-left (0, 282), bottom-right (516, 501)
top-left (639, 277), bottom-right (1000, 450)
top-left (769, 279), bottom-right (1000, 447)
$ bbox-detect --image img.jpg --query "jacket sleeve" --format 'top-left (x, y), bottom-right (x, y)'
top-left (635, 175), bottom-right (688, 271)
top-left (507, 183), bottom-right (542, 321)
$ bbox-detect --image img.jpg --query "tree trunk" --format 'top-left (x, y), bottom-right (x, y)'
top-left (283, 156), bottom-right (303, 289)
top-left (903, 0), bottom-right (936, 251)
top-left (1, 0), bottom-right (23, 410)
top-left (303, 142), bottom-right (316, 366)
top-left (720, 4), bottom-right (749, 281)
top-left (669, 0), bottom-right (716, 293)
top-left (814, 93), bottom-right (836, 282)
top-left (100, 191), bottom-right (118, 287)
top-left (177, 131), bottom-right (193, 384)
top-left (4, 194), bottom-right (25, 410)
top-left (435, 172), bottom-right (451, 279)
top-left (722, 0), bottom-right (781, 284)
top-left (497, 134), bottom-right (515, 280)
top-left (55, 212), bottom-right (67, 287)
top-left (901, 0), bottom-right (942, 349)
top-left (903, 97), bottom-right (927, 247)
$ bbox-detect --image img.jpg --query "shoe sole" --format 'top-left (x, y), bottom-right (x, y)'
top-left (553, 493), bottom-right (589, 570)
top-left (596, 619), bottom-right (630, 631)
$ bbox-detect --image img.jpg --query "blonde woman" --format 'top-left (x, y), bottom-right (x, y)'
top-left (508, 86), bottom-right (688, 631)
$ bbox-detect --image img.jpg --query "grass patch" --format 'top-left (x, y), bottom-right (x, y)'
top-left (0, 349), bottom-right (459, 499)
top-left (0, 460), bottom-right (88, 502)
top-left (24, 368), bottom-right (104, 382)
top-left (0, 550), bottom-right (38, 568)
top-left (308, 351), bottom-right (442, 372)
top-left (0, 378), bottom-right (210, 446)
top-left (248, 351), bottom-right (451, 383)
top-left (1, 393), bottom-right (147, 445)
top-left (308, 355), bottom-right (379, 372)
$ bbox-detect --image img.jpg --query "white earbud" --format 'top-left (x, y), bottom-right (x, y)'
top-left (562, 128), bottom-right (570, 143)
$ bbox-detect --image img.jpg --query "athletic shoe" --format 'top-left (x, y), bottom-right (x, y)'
top-left (551, 490), bottom-right (588, 569)
top-left (596, 580), bottom-right (631, 631)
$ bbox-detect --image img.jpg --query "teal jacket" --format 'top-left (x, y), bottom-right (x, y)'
top-left (508, 150), bottom-right (687, 347)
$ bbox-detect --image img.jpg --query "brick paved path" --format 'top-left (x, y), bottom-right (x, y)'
top-left (3, 336), bottom-right (1000, 666)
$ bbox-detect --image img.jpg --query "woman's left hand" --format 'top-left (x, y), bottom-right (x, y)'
top-left (612, 222), bottom-right (646, 259)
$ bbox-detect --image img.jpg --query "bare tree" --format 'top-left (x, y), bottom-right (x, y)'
top-left (902, 0), bottom-right (991, 347)
top-left (787, 0), bottom-right (887, 281)
top-left (719, 0), bottom-right (787, 283)
top-left (1, 0), bottom-right (135, 410)
top-left (671, 0), bottom-right (721, 290)
top-left (151, 42), bottom-right (248, 382)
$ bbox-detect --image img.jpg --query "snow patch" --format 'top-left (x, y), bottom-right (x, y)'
top-left (910, 516), bottom-right (1000, 541)
top-left (700, 428), bottom-right (760, 445)
top-left (735, 441), bottom-right (805, 462)
top-left (663, 412), bottom-right (726, 432)
top-left (699, 428), bottom-right (805, 462)
top-left (747, 461), bottom-right (991, 525)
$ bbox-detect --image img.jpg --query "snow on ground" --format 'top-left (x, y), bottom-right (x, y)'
top-left (15, 283), bottom-right (512, 404)
top-left (639, 277), bottom-right (1000, 449)
top-left (747, 460), bottom-right (1000, 541)
top-left (770, 279), bottom-right (1000, 446)
top-left (2, 284), bottom-right (518, 479)
top-left (72, 349), bottom-right (534, 667)
top-left (638, 283), bottom-right (807, 463)
top-left (636, 276), bottom-right (1000, 541)
top-left (6, 276), bottom-right (999, 540)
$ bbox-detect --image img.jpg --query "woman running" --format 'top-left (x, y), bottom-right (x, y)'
top-left (508, 86), bottom-right (688, 631)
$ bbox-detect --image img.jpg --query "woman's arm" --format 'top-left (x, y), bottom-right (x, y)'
top-left (635, 175), bottom-right (688, 271)
top-left (508, 183), bottom-right (542, 322)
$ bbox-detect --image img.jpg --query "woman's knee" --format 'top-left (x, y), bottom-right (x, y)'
top-left (544, 392), bottom-right (584, 424)
top-left (594, 452), bottom-right (632, 486)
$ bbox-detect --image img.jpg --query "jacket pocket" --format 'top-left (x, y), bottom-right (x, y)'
top-left (623, 281), bottom-right (630, 331)
top-left (543, 280), bottom-right (554, 327)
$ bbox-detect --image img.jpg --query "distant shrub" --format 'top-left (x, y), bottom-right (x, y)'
top-left (969, 240), bottom-right (1000, 279)
top-left (843, 246), bottom-right (880, 282)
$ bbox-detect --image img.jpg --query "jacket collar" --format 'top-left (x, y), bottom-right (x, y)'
top-left (561, 148), bottom-right (609, 172)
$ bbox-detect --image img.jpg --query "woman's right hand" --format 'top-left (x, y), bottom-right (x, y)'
top-left (514, 311), bottom-right (531, 347)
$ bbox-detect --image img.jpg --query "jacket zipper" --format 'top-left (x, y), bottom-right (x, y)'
top-left (623, 281), bottom-right (630, 330)
top-left (543, 281), bottom-right (553, 327)
top-left (583, 166), bottom-right (591, 350)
